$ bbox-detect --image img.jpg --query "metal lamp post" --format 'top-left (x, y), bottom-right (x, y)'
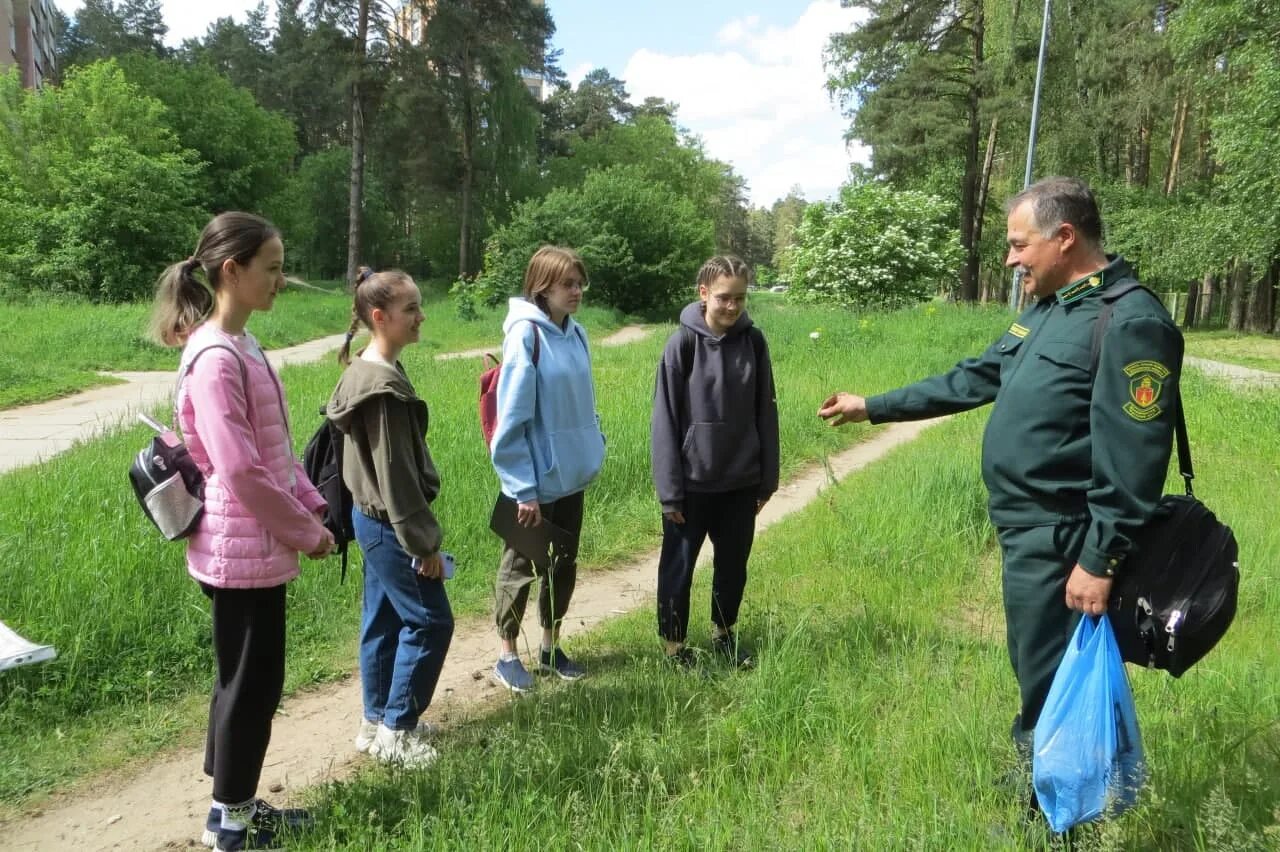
top-left (1010, 0), bottom-right (1053, 311)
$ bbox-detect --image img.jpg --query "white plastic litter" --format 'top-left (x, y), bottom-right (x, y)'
top-left (0, 620), bottom-right (56, 671)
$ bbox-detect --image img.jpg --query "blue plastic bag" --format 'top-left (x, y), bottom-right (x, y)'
top-left (1032, 614), bottom-right (1146, 833)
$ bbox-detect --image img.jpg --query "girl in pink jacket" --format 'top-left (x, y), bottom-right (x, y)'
top-left (151, 212), bottom-right (334, 852)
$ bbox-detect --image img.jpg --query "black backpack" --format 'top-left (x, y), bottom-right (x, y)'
top-left (129, 343), bottom-right (247, 541)
top-left (1094, 283), bottom-right (1241, 677)
top-left (302, 407), bottom-right (355, 582)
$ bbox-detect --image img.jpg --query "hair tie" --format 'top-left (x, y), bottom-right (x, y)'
top-left (355, 268), bottom-right (374, 286)
top-left (344, 329), bottom-right (355, 342)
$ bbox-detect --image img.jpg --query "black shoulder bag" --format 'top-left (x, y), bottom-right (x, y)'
top-left (1094, 283), bottom-right (1241, 677)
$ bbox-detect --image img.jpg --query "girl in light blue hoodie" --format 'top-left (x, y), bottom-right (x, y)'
top-left (490, 246), bottom-right (606, 692)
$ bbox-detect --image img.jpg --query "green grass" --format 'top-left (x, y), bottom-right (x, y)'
top-left (0, 300), bottom-right (1010, 809)
top-left (290, 370), bottom-right (1280, 851)
top-left (1184, 329), bottom-right (1280, 374)
top-left (0, 282), bottom-right (625, 409)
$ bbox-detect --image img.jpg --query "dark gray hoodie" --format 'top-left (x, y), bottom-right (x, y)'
top-left (650, 301), bottom-right (780, 513)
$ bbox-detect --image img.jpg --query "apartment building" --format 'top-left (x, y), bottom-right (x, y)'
top-left (390, 0), bottom-right (546, 101)
top-left (2, 0), bottom-right (57, 88)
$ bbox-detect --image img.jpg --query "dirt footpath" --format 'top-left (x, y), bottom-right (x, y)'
top-left (7, 417), bottom-right (945, 852)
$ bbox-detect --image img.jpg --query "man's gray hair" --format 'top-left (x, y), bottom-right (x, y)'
top-left (1005, 176), bottom-right (1104, 247)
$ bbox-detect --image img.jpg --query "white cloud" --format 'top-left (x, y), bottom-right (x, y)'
top-left (623, 0), bottom-right (869, 206)
top-left (567, 62), bottom-right (596, 87)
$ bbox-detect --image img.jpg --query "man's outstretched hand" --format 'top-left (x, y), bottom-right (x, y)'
top-left (818, 392), bottom-right (869, 427)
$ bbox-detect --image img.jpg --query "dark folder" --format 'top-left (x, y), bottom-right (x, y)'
top-left (489, 494), bottom-right (573, 572)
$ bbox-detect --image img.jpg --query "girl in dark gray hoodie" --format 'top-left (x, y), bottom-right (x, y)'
top-left (650, 255), bottom-right (779, 669)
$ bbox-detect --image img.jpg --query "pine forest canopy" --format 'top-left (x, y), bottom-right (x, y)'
top-left (824, 0), bottom-right (1280, 331)
top-left (2, 0), bottom-right (1274, 330)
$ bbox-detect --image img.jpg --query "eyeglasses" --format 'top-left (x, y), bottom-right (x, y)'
top-left (559, 278), bottom-right (589, 292)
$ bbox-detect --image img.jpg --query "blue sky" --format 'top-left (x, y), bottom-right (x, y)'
top-left (53, 0), bottom-right (869, 206)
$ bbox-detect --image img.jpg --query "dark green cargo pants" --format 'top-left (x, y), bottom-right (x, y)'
top-left (996, 519), bottom-right (1088, 755)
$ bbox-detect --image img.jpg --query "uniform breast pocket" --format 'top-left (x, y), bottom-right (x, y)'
top-left (995, 333), bottom-right (1025, 376)
top-left (1036, 340), bottom-right (1092, 373)
top-left (1035, 340), bottom-right (1094, 402)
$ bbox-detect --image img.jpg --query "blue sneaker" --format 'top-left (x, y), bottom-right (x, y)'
top-left (204, 800), bottom-right (310, 850)
top-left (538, 646), bottom-right (587, 681)
top-left (493, 656), bottom-right (534, 692)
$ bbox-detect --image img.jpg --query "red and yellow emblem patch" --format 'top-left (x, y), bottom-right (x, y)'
top-left (1123, 360), bottom-right (1170, 421)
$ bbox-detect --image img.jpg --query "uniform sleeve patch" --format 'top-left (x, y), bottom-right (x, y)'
top-left (1123, 360), bottom-right (1170, 421)
top-left (1009, 323), bottom-right (1030, 339)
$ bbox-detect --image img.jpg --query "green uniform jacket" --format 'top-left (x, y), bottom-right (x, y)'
top-left (865, 257), bottom-right (1184, 578)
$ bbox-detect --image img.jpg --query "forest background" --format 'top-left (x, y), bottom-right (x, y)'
top-left (2, 0), bottom-right (1277, 326)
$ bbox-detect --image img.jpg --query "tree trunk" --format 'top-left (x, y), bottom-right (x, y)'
top-left (1163, 91), bottom-right (1188, 195)
top-left (1271, 258), bottom-right (1280, 335)
top-left (1136, 121), bottom-right (1151, 188)
top-left (1197, 271), bottom-right (1217, 326)
top-left (957, 0), bottom-right (983, 302)
top-left (973, 116), bottom-right (999, 249)
top-left (1228, 260), bottom-right (1249, 331)
top-left (345, 0), bottom-right (371, 289)
top-left (458, 42), bottom-right (475, 279)
top-left (1247, 259), bottom-right (1276, 333)
top-left (1183, 277), bottom-right (1198, 328)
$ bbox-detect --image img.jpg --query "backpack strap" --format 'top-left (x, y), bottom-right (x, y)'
top-left (176, 342), bottom-right (249, 424)
top-left (679, 326), bottom-right (696, 379)
top-left (524, 319), bottom-right (542, 366)
top-left (1090, 281), bottom-right (1194, 496)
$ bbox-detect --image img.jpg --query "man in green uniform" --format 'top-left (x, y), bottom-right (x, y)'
top-left (818, 176), bottom-right (1183, 766)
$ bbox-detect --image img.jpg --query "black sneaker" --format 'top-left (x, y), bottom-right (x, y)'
top-left (664, 646), bottom-right (699, 670)
top-left (204, 801), bottom-right (312, 848)
top-left (711, 633), bottom-right (755, 669)
top-left (214, 800), bottom-right (311, 852)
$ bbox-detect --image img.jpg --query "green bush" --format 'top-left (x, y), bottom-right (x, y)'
top-left (0, 62), bottom-right (204, 302)
top-left (473, 165), bottom-right (714, 315)
top-left (782, 181), bottom-right (962, 310)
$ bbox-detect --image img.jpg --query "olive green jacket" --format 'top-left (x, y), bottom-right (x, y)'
top-left (866, 257), bottom-right (1184, 578)
top-left (326, 357), bottom-right (443, 560)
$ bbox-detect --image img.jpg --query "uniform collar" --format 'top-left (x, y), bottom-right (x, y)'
top-left (1054, 255), bottom-right (1131, 305)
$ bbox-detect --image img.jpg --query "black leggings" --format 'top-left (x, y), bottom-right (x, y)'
top-left (200, 583), bottom-right (286, 805)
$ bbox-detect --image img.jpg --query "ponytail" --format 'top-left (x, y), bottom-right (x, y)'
top-left (149, 257), bottom-right (213, 346)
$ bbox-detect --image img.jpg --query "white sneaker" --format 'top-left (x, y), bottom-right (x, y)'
top-left (355, 718), bottom-right (436, 753)
top-left (367, 723), bottom-right (439, 767)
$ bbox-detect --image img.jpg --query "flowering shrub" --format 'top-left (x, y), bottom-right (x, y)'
top-left (780, 181), bottom-right (961, 310)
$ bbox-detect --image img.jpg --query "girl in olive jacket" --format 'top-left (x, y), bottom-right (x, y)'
top-left (327, 267), bottom-right (453, 768)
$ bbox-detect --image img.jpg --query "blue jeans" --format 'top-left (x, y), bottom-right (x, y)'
top-left (352, 509), bottom-right (454, 731)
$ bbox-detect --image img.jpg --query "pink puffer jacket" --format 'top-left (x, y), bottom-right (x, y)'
top-left (176, 324), bottom-right (329, 589)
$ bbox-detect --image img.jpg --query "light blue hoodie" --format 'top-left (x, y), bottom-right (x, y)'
top-left (490, 297), bottom-right (606, 504)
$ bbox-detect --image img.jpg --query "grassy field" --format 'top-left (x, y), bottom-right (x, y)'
top-left (292, 371), bottom-right (1280, 851)
top-left (1184, 329), bottom-right (1280, 374)
top-left (5, 300), bottom-right (1273, 848)
top-left (0, 299), bottom-right (1009, 809)
top-left (0, 279), bottom-right (625, 409)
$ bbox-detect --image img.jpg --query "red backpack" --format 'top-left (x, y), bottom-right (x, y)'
top-left (479, 321), bottom-right (540, 448)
